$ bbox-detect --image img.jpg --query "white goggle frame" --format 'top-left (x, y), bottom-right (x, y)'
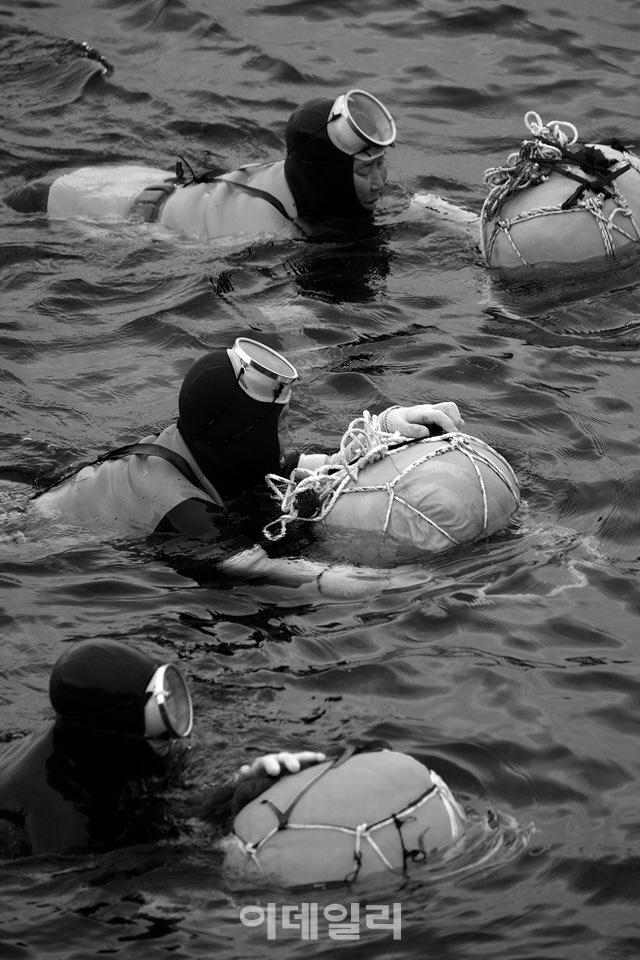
top-left (144, 663), bottom-right (193, 739)
top-left (327, 89), bottom-right (396, 160)
top-left (228, 337), bottom-right (299, 405)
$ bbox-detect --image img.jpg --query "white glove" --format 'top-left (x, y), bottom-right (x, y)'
top-left (409, 193), bottom-right (479, 225)
top-left (218, 546), bottom-right (337, 587)
top-left (217, 544), bottom-right (273, 577)
top-left (315, 564), bottom-right (392, 598)
top-left (238, 750), bottom-right (327, 778)
top-left (380, 402), bottom-right (463, 438)
top-left (218, 547), bottom-right (412, 600)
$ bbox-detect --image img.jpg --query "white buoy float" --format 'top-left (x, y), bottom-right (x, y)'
top-left (481, 111), bottom-right (640, 270)
top-left (264, 413), bottom-right (520, 554)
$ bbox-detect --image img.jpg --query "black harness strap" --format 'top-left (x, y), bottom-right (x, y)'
top-left (131, 163), bottom-right (298, 226)
top-left (96, 443), bottom-right (204, 490)
top-left (174, 156), bottom-right (306, 229)
top-left (32, 442), bottom-right (205, 498)
top-left (532, 135), bottom-right (632, 209)
top-left (205, 176), bottom-right (295, 223)
top-left (559, 162), bottom-right (631, 210)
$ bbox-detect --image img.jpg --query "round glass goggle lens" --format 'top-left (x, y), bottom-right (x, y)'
top-left (161, 664), bottom-right (193, 737)
top-left (234, 338), bottom-right (299, 384)
top-left (145, 663), bottom-right (194, 739)
top-left (345, 91), bottom-right (395, 146)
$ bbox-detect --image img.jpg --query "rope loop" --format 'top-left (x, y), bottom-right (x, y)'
top-left (480, 109), bottom-right (640, 265)
top-left (481, 110), bottom-right (582, 222)
top-left (524, 110), bottom-right (578, 147)
top-left (262, 414), bottom-right (518, 548)
top-left (263, 411), bottom-right (403, 541)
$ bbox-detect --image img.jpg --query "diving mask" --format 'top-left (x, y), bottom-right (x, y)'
top-left (327, 89), bottom-right (396, 160)
top-left (144, 663), bottom-right (194, 739)
top-left (228, 338), bottom-right (299, 404)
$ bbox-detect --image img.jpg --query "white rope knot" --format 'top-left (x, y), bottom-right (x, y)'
top-left (354, 822), bottom-right (368, 857)
top-left (481, 110), bottom-right (580, 223)
top-left (524, 110), bottom-right (578, 148)
top-left (263, 411), bottom-right (415, 541)
top-left (480, 109), bottom-right (640, 264)
top-left (263, 414), bottom-right (519, 547)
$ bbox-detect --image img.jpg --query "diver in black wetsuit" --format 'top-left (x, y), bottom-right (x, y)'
top-left (0, 638), bottom-right (464, 891)
top-left (31, 338), bottom-right (462, 596)
top-left (0, 639), bottom-right (193, 857)
top-left (0, 638), bottom-right (323, 859)
top-left (6, 89), bottom-right (396, 244)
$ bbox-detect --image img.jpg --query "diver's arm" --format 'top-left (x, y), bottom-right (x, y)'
top-left (217, 544), bottom-right (410, 598)
top-left (408, 192), bottom-right (479, 231)
top-left (0, 816), bottom-right (31, 859)
top-left (152, 498), bottom-right (396, 597)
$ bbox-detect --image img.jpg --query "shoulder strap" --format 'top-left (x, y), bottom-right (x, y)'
top-left (32, 441), bottom-right (206, 501)
top-left (97, 442), bottom-right (204, 491)
top-left (207, 176), bottom-right (295, 223)
top-left (174, 158), bottom-right (303, 230)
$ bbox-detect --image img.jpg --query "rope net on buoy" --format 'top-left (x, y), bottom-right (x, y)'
top-left (263, 411), bottom-right (519, 548)
top-left (480, 111), bottom-right (640, 266)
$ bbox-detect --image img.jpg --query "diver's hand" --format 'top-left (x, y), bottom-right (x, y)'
top-left (238, 751), bottom-right (327, 779)
top-left (218, 546), bottom-right (329, 586)
top-left (219, 547), bottom-right (394, 598)
top-left (380, 402), bottom-right (463, 438)
top-left (409, 193), bottom-right (479, 226)
top-left (218, 544), bottom-right (273, 577)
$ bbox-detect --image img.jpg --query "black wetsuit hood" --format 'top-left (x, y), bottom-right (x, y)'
top-left (50, 638), bottom-right (155, 737)
top-left (0, 640), bottom-right (178, 857)
top-left (284, 97), bottom-right (372, 224)
top-left (177, 349), bottom-right (283, 502)
top-left (49, 638), bottom-right (171, 780)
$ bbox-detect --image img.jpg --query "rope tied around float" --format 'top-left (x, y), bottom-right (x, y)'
top-left (480, 110), bottom-right (640, 264)
top-left (232, 762), bottom-right (464, 884)
top-left (482, 111), bottom-right (579, 219)
top-left (262, 411), bottom-right (518, 544)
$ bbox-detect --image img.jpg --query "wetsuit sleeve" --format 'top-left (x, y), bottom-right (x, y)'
top-left (0, 815), bottom-right (31, 859)
top-left (153, 497), bottom-right (225, 538)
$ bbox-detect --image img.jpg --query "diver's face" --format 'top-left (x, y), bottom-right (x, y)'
top-left (353, 155), bottom-right (388, 209)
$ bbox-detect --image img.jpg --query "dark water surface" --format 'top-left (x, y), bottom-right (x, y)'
top-left (1, 0), bottom-right (640, 957)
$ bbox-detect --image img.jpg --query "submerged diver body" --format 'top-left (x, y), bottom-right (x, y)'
top-left (8, 90), bottom-right (397, 243)
top-left (0, 639), bottom-right (323, 859)
top-left (31, 337), bottom-right (463, 595)
top-left (0, 639), bottom-right (193, 857)
top-left (0, 638), bottom-right (465, 892)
